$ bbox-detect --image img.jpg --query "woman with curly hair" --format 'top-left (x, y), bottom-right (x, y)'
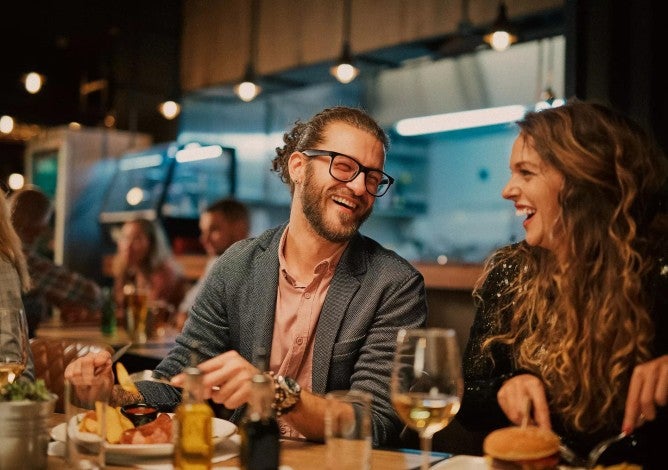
top-left (430, 100), bottom-right (667, 466)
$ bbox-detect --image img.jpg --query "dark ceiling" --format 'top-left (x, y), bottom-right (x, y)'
top-left (1, 2), bottom-right (566, 141)
top-left (0, 0), bottom-right (182, 143)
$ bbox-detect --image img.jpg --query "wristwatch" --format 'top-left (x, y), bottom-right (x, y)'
top-left (268, 373), bottom-right (301, 417)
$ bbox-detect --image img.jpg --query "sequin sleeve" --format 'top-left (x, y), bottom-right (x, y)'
top-left (456, 252), bottom-right (521, 431)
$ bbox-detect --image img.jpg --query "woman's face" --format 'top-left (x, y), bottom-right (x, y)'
top-left (502, 134), bottom-right (565, 255)
top-left (118, 221), bottom-right (150, 265)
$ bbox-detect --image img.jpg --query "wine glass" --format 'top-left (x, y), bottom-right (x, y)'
top-left (391, 328), bottom-right (463, 470)
top-left (0, 308), bottom-right (30, 387)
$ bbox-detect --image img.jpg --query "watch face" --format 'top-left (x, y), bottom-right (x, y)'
top-left (284, 376), bottom-right (301, 394)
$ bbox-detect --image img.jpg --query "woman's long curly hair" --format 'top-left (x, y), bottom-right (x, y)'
top-left (0, 191), bottom-right (30, 291)
top-left (479, 100), bottom-right (667, 433)
top-left (271, 106), bottom-right (389, 195)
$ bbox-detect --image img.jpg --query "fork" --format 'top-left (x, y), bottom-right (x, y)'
top-left (129, 369), bottom-right (221, 391)
top-left (586, 431), bottom-right (628, 469)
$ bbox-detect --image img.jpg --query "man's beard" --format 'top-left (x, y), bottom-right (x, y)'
top-left (300, 164), bottom-right (372, 243)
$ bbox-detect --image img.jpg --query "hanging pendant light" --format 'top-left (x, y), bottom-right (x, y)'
top-left (330, 0), bottom-right (359, 84)
top-left (483, 0), bottom-right (518, 52)
top-left (235, 0), bottom-right (262, 101)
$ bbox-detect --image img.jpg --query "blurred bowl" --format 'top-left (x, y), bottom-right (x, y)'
top-left (120, 403), bottom-right (158, 427)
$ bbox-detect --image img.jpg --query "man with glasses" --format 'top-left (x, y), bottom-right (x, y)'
top-left (66, 106), bottom-right (427, 447)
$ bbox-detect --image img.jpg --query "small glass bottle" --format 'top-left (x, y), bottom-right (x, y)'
top-left (173, 366), bottom-right (214, 470)
top-left (100, 287), bottom-right (117, 336)
top-left (239, 351), bottom-right (280, 470)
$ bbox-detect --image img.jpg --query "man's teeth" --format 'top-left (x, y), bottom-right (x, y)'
top-left (515, 207), bottom-right (536, 217)
top-left (333, 196), bottom-right (357, 209)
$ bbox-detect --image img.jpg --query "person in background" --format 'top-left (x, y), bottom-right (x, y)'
top-left (112, 218), bottom-right (187, 319)
top-left (66, 106), bottom-right (428, 447)
top-left (173, 198), bottom-right (250, 330)
top-left (0, 184), bottom-right (35, 382)
top-left (426, 100), bottom-right (667, 467)
top-left (9, 186), bottom-right (102, 336)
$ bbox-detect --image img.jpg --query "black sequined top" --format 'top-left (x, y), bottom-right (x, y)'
top-left (453, 242), bottom-right (668, 461)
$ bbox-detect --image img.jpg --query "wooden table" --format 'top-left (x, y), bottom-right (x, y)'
top-left (46, 414), bottom-right (448, 469)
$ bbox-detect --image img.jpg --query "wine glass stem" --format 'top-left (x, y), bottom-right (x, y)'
top-left (419, 433), bottom-right (432, 470)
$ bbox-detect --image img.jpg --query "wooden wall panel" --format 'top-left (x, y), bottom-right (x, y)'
top-left (180, 0), bottom-right (563, 92)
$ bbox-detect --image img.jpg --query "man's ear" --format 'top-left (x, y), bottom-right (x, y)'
top-left (287, 151), bottom-right (305, 185)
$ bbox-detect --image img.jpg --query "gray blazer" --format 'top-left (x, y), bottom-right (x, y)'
top-left (138, 224), bottom-right (427, 446)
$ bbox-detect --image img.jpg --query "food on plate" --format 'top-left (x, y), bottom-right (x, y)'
top-left (116, 362), bottom-right (139, 394)
top-left (483, 425), bottom-right (560, 469)
top-left (120, 412), bottom-right (173, 444)
top-left (78, 404), bottom-right (135, 444)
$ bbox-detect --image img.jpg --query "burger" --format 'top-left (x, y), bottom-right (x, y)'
top-left (483, 426), bottom-right (561, 469)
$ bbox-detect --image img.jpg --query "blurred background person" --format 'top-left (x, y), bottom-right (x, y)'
top-left (9, 186), bottom-right (102, 336)
top-left (0, 184), bottom-right (35, 382)
top-left (173, 198), bottom-right (250, 330)
top-left (112, 218), bottom-right (187, 322)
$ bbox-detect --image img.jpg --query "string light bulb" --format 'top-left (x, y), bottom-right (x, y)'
top-left (483, 1), bottom-right (518, 52)
top-left (331, 0), bottom-right (359, 84)
top-left (158, 100), bottom-right (181, 119)
top-left (235, 0), bottom-right (262, 102)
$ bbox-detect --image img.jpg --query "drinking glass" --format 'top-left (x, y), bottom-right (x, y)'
top-left (0, 308), bottom-right (29, 387)
top-left (325, 390), bottom-right (372, 470)
top-left (123, 284), bottom-right (149, 344)
top-left (391, 328), bottom-right (463, 470)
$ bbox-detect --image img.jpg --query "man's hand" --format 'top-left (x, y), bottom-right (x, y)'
top-left (170, 350), bottom-right (259, 409)
top-left (64, 351), bottom-right (114, 386)
top-left (497, 373), bottom-right (552, 429)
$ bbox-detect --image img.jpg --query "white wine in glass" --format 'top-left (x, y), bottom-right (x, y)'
top-left (391, 328), bottom-right (463, 470)
top-left (0, 308), bottom-right (29, 387)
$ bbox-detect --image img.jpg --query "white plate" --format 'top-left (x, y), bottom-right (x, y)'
top-left (431, 455), bottom-right (487, 470)
top-left (51, 413), bottom-right (236, 457)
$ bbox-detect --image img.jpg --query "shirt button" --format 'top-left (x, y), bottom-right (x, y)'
top-left (296, 337), bottom-right (303, 345)
top-left (304, 292), bottom-right (311, 299)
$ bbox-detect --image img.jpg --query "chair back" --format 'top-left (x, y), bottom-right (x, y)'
top-left (29, 337), bottom-right (113, 413)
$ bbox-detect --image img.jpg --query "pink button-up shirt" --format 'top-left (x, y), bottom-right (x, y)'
top-left (270, 227), bottom-right (346, 437)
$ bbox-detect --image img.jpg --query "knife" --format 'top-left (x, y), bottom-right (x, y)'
top-left (111, 343), bottom-right (132, 363)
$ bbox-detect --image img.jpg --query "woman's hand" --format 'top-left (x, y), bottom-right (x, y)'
top-left (622, 354), bottom-right (668, 434)
top-left (497, 373), bottom-right (552, 429)
top-left (170, 350), bottom-right (259, 410)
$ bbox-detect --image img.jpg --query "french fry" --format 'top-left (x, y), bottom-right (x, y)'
top-left (79, 410), bottom-right (98, 433)
top-left (78, 405), bottom-right (136, 443)
top-left (115, 362), bottom-right (139, 394)
top-left (105, 404), bottom-right (124, 444)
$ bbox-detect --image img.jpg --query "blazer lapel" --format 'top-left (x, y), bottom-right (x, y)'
top-left (311, 233), bottom-right (367, 393)
top-left (242, 227), bottom-right (282, 361)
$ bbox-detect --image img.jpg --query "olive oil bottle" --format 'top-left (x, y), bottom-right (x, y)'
top-left (174, 366), bottom-right (214, 469)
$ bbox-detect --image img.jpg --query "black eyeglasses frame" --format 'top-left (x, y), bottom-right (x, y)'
top-left (300, 149), bottom-right (394, 197)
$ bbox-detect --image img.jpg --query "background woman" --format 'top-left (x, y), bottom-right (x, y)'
top-left (112, 218), bottom-right (186, 318)
top-left (0, 186), bottom-right (35, 382)
top-left (431, 100), bottom-right (666, 467)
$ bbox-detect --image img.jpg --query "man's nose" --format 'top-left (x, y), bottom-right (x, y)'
top-left (346, 172), bottom-right (367, 196)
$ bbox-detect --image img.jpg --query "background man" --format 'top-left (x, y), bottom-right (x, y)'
top-left (173, 198), bottom-right (250, 330)
top-left (9, 186), bottom-right (102, 336)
